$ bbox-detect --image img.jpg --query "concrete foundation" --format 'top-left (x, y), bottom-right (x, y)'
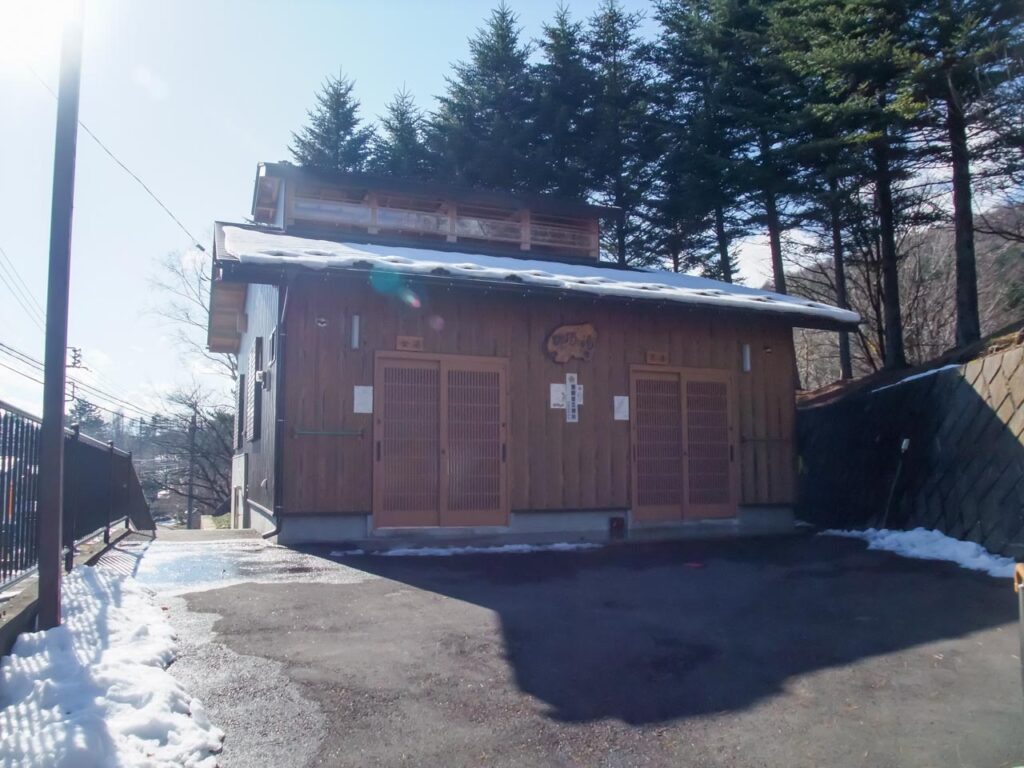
top-left (279, 513), bottom-right (369, 545)
top-left (245, 501), bottom-right (278, 537)
top-left (274, 506), bottom-right (795, 548)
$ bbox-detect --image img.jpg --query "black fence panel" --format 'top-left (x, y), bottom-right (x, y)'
top-left (0, 399), bottom-right (154, 589)
top-left (0, 404), bottom-right (41, 586)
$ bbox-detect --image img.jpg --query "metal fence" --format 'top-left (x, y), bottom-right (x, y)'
top-left (1, 399), bottom-right (154, 588)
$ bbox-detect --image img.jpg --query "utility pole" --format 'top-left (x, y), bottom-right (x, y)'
top-left (186, 409), bottom-right (197, 529)
top-left (38, 1), bottom-right (84, 630)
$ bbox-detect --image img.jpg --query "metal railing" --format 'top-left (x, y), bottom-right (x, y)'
top-left (0, 399), bottom-right (154, 589)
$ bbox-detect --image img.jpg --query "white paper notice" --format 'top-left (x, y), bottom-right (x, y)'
top-left (551, 381), bottom-right (583, 414)
top-left (353, 385), bottom-right (373, 413)
top-left (550, 383), bottom-right (566, 409)
top-left (613, 395), bottom-right (629, 421)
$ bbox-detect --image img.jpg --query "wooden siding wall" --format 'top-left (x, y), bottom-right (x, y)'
top-left (237, 283), bottom-right (280, 512)
top-left (281, 275), bottom-right (797, 516)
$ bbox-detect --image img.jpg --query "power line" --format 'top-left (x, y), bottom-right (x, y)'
top-left (74, 394), bottom-right (150, 422)
top-left (25, 64), bottom-right (206, 252)
top-left (0, 359), bottom-right (45, 386)
top-left (0, 341), bottom-right (145, 414)
top-left (0, 359), bottom-right (149, 433)
top-left (71, 381), bottom-right (156, 421)
top-left (0, 268), bottom-right (45, 333)
top-left (0, 243), bottom-right (46, 318)
top-left (0, 341), bottom-right (158, 420)
top-left (0, 245), bottom-right (46, 332)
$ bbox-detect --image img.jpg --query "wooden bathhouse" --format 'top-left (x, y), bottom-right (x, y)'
top-left (207, 162), bottom-right (858, 544)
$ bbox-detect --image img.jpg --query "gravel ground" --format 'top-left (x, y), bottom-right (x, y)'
top-left (125, 532), bottom-right (1023, 768)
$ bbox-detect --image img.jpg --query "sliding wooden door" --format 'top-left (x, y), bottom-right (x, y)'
top-left (631, 372), bottom-right (685, 523)
top-left (373, 353), bottom-right (508, 528)
top-left (630, 367), bottom-right (738, 522)
top-left (373, 357), bottom-right (442, 527)
top-left (682, 371), bottom-right (737, 519)
top-left (442, 362), bottom-right (508, 526)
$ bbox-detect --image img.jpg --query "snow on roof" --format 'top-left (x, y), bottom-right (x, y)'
top-left (217, 224), bottom-right (860, 329)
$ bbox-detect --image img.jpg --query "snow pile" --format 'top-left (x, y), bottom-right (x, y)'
top-left (823, 527), bottom-right (1015, 577)
top-left (221, 225), bottom-right (859, 327)
top-left (871, 364), bottom-right (961, 393)
top-left (334, 542), bottom-right (602, 557)
top-left (0, 566), bottom-right (224, 767)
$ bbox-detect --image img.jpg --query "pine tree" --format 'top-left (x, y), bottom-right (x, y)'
top-left (720, 0), bottom-right (808, 294)
top-left (429, 4), bottom-right (536, 190)
top-left (774, 0), bottom-right (923, 369)
top-left (906, 0), bottom-right (1024, 346)
top-left (67, 400), bottom-right (109, 440)
top-left (367, 87), bottom-right (435, 179)
top-left (586, 0), bottom-right (660, 266)
top-left (773, 9), bottom-right (876, 379)
top-left (655, 0), bottom-right (747, 281)
top-left (789, 119), bottom-right (870, 379)
top-left (531, 5), bottom-right (595, 198)
top-left (291, 72), bottom-right (375, 174)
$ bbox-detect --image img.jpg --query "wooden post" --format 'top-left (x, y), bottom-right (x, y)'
top-left (520, 209), bottom-right (531, 252)
top-left (446, 203), bottom-right (458, 243)
top-left (38, 1), bottom-right (83, 630)
top-left (367, 192), bottom-right (379, 235)
top-left (588, 218), bottom-right (600, 260)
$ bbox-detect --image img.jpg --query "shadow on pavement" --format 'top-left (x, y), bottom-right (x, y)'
top-left (307, 534), bottom-right (1017, 725)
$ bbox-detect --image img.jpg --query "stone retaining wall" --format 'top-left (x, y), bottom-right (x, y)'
top-left (797, 345), bottom-right (1024, 558)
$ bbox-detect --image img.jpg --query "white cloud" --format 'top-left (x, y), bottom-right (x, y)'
top-left (0, 364), bottom-right (43, 415)
top-left (733, 238), bottom-right (774, 288)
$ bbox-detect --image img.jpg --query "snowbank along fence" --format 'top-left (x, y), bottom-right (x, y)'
top-left (797, 345), bottom-right (1024, 558)
top-left (0, 399), bottom-right (154, 588)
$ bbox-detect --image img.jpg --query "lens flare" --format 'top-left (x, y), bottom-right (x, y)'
top-left (369, 270), bottom-right (400, 294)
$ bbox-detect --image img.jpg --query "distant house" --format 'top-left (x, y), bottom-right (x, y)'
top-left (207, 162), bottom-right (858, 545)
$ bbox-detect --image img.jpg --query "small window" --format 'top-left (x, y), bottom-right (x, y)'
top-left (235, 374), bottom-right (246, 450)
top-left (246, 337), bottom-right (263, 442)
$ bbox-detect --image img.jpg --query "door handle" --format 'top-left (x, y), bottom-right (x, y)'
top-left (376, 441), bottom-right (381, 461)
top-left (501, 443), bottom-right (507, 463)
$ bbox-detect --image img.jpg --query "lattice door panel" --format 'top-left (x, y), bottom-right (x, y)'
top-left (374, 360), bottom-right (441, 527)
top-left (631, 373), bottom-right (684, 522)
top-left (442, 364), bottom-right (507, 527)
top-left (683, 375), bottom-right (737, 519)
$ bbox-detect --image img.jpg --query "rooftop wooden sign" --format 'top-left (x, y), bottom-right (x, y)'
top-left (252, 162), bottom-right (613, 262)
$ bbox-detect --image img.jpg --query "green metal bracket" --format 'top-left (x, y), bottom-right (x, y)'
top-left (292, 427), bottom-right (364, 438)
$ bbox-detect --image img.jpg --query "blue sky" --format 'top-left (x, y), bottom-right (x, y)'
top-left (0, 0), bottom-right (770, 418)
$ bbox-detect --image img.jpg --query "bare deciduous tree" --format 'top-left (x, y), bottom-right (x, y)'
top-left (145, 248), bottom-right (238, 521)
top-left (151, 249), bottom-right (238, 382)
top-left (790, 203), bottom-right (1024, 390)
top-left (145, 387), bottom-right (234, 515)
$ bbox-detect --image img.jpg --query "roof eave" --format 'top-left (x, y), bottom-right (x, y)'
top-left (214, 258), bottom-right (859, 333)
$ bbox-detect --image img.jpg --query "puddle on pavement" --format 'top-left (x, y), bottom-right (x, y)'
top-left (127, 539), bottom-right (377, 596)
